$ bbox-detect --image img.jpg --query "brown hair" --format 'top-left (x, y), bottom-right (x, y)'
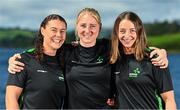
top-left (35, 14), bottom-right (67, 61)
top-left (110, 11), bottom-right (148, 64)
top-left (75, 7), bottom-right (102, 41)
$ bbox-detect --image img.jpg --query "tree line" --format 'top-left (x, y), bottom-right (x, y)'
top-left (144, 20), bottom-right (180, 36)
top-left (0, 20), bottom-right (180, 48)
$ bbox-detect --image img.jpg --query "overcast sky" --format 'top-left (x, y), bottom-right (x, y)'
top-left (0, 0), bottom-right (180, 30)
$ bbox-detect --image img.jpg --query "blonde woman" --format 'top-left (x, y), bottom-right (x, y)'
top-left (8, 8), bottom-right (169, 109)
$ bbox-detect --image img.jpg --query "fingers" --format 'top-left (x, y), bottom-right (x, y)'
top-left (8, 66), bottom-right (21, 74)
top-left (8, 53), bottom-right (24, 74)
top-left (159, 58), bottom-right (168, 68)
top-left (8, 67), bottom-right (16, 74)
top-left (160, 49), bottom-right (167, 57)
top-left (151, 55), bottom-right (161, 62)
top-left (150, 47), bottom-right (168, 68)
top-left (149, 48), bottom-right (159, 58)
top-left (13, 60), bottom-right (25, 67)
top-left (160, 62), bottom-right (168, 68)
top-left (8, 53), bottom-right (21, 64)
top-left (151, 59), bottom-right (162, 66)
top-left (13, 61), bottom-right (24, 70)
top-left (151, 56), bottom-right (168, 68)
top-left (9, 53), bottom-right (24, 67)
top-left (160, 49), bottom-right (168, 68)
top-left (106, 98), bottom-right (115, 106)
top-left (14, 53), bottom-right (22, 59)
top-left (8, 61), bottom-right (24, 73)
top-left (107, 99), bottom-right (110, 104)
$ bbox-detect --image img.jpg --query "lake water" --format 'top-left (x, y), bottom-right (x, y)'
top-left (0, 48), bottom-right (180, 108)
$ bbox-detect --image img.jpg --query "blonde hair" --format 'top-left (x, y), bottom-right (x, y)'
top-left (75, 7), bottom-right (102, 40)
top-left (110, 11), bottom-right (148, 64)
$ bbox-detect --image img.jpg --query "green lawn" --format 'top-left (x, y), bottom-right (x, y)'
top-left (0, 29), bottom-right (34, 40)
top-left (148, 33), bottom-right (180, 53)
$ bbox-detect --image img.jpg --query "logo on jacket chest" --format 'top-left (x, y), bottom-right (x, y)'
top-left (58, 73), bottom-right (64, 81)
top-left (96, 56), bottom-right (103, 63)
top-left (37, 69), bottom-right (47, 73)
top-left (128, 67), bottom-right (141, 80)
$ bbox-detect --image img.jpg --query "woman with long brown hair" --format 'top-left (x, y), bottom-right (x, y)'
top-left (110, 11), bottom-right (176, 109)
top-left (7, 8), bottom-right (169, 109)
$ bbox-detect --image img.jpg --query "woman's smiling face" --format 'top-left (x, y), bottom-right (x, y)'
top-left (77, 13), bottom-right (100, 47)
top-left (42, 19), bottom-right (66, 51)
top-left (118, 19), bottom-right (137, 52)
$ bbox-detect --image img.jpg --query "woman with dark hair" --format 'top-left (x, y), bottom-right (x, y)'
top-left (6, 14), bottom-right (67, 109)
top-left (110, 11), bottom-right (176, 109)
top-left (7, 8), bottom-right (169, 109)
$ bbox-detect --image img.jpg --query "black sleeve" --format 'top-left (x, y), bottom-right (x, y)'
top-left (153, 66), bottom-right (174, 93)
top-left (6, 53), bottom-right (29, 88)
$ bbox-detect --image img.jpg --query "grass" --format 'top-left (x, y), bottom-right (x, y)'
top-left (148, 33), bottom-right (180, 53)
top-left (0, 29), bottom-right (35, 40)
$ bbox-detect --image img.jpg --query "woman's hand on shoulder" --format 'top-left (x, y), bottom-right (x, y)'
top-left (149, 47), bottom-right (168, 68)
top-left (8, 53), bottom-right (24, 74)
